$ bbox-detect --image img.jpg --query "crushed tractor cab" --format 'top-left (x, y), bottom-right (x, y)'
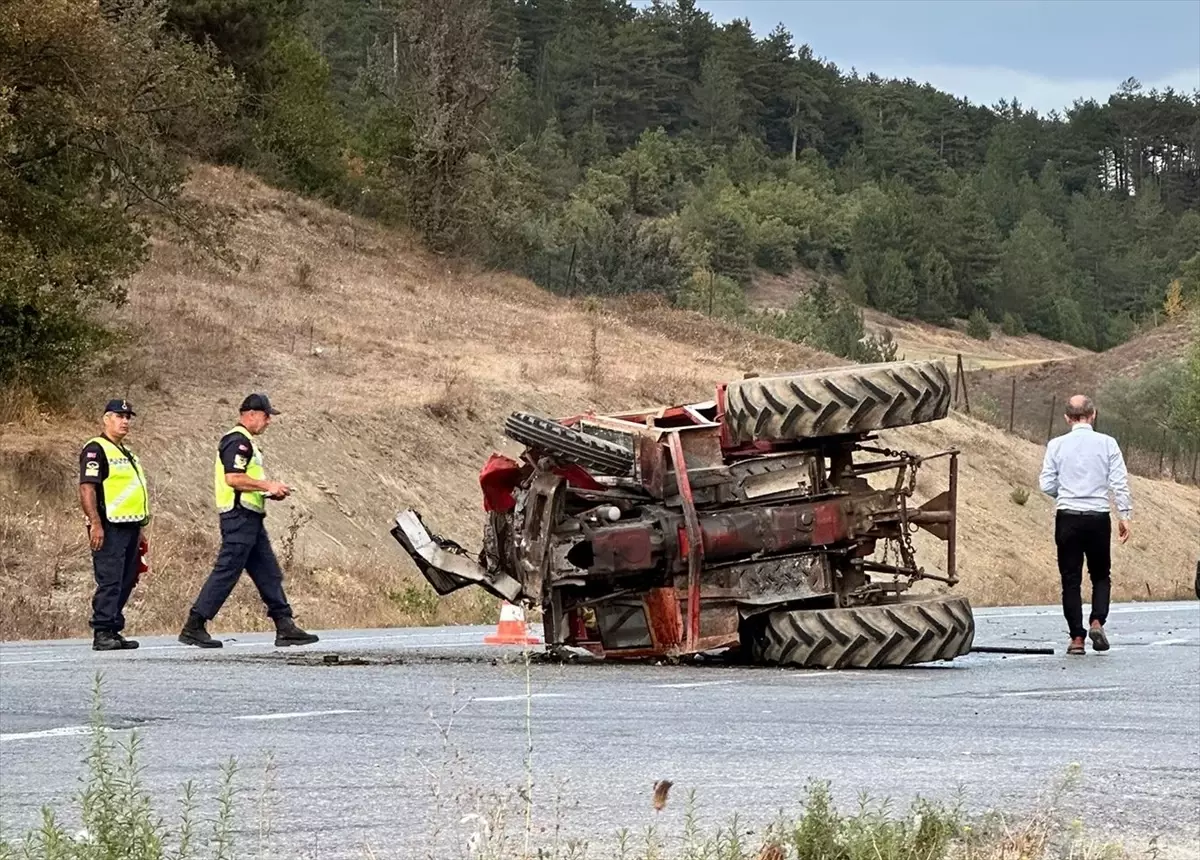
top-left (392, 360), bottom-right (974, 669)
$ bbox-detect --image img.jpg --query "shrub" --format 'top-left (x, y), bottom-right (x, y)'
top-left (677, 269), bottom-right (748, 318)
top-left (750, 216), bottom-right (799, 274)
top-left (1010, 486), bottom-right (1030, 506)
top-left (764, 281), bottom-right (897, 363)
top-left (1000, 311), bottom-right (1026, 336)
top-left (967, 308), bottom-right (991, 340)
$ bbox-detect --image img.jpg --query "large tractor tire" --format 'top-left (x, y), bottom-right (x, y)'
top-left (748, 595), bottom-right (974, 669)
top-left (504, 412), bottom-right (635, 477)
top-left (723, 360), bottom-right (952, 444)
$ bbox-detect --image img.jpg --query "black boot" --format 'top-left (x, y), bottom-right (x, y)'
top-left (275, 617), bottom-right (318, 647)
top-left (93, 630), bottom-right (124, 652)
top-left (114, 633), bottom-right (139, 649)
top-left (178, 611), bottom-right (223, 648)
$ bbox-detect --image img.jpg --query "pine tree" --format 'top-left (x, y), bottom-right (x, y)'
top-left (691, 53), bottom-right (741, 144)
top-left (916, 250), bottom-right (956, 323)
top-left (876, 250), bottom-right (919, 318)
top-left (943, 182), bottom-right (1001, 315)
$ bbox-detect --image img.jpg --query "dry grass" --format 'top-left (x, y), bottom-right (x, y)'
top-left (877, 413), bottom-right (1200, 607)
top-left (1, 163), bottom-right (1196, 641)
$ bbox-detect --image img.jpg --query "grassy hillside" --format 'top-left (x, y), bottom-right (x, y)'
top-left (1, 166), bottom-right (1196, 642)
top-left (749, 270), bottom-right (1094, 370)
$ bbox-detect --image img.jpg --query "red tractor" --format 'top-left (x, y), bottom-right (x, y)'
top-left (392, 360), bottom-right (974, 669)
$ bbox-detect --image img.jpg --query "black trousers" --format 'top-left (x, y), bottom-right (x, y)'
top-left (1055, 510), bottom-right (1112, 640)
top-left (191, 510), bottom-right (293, 622)
top-left (91, 523), bottom-right (141, 633)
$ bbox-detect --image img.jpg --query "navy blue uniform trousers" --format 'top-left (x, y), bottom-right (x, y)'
top-left (191, 509), bottom-right (293, 621)
top-left (91, 523), bottom-right (141, 633)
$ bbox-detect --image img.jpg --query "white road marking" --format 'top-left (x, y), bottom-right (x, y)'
top-left (1, 726), bottom-right (95, 742)
top-left (995, 686), bottom-right (1123, 698)
top-left (981, 605), bottom-right (1195, 620)
top-left (0, 630), bottom-right (495, 664)
top-left (1149, 639), bottom-right (1191, 646)
top-left (232, 709), bottom-right (363, 721)
top-left (653, 680), bottom-right (744, 689)
top-left (471, 693), bottom-right (567, 703)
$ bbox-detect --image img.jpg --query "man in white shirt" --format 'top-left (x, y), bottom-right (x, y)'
top-left (1039, 394), bottom-right (1132, 656)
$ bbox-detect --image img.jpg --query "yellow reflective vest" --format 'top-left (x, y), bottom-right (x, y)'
top-left (214, 426), bottom-right (266, 514)
top-left (89, 436), bottom-right (150, 524)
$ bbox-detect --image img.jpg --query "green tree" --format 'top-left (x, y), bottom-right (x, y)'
top-left (916, 250), bottom-right (956, 323)
top-left (876, 249), bottom-right (919, 317)
top-left (691, 53), bottom-right (741, 144)
top-left (942, 181), bottom-right (1001, 314)
top-left (1000, 211), bottom-right (1080, 342)
top-left (251, 33), bottom-right (347, 195)
top-left (1, 0), bottom-right (237, 389)
top-left (967, 308), bottom-right (991, 340)
top-left (1174, 313), bottom-right (1200, 442)
top-left (357, 0), bottom-right (504, 249)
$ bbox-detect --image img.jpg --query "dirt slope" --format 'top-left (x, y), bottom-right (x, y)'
top-left (1, 165), bottom-right (1196, 641)
top-left (749, 270), bottom-right (1093, 370)
top-left (969, 317), bottom-right (1193, 412)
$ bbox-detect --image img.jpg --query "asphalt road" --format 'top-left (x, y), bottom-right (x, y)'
top-left (1, 602), bottom-right (1198, 859)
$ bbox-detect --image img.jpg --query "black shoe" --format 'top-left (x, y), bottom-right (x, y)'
top-left (275, 617), bottom-right (319, 647)
top-left (115, 633), bottom-right (139, 650)
top-left (92, 630), bottom-right (125, 652)
top-left (178, 612), bottom-right (223, 649)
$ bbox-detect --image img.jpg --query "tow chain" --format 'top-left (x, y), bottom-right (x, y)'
top-left (860, 444), bottom-right (922, 576)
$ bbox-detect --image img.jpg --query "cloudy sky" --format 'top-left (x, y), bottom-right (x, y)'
top-left (648, 0), bottom-right (1200, 115)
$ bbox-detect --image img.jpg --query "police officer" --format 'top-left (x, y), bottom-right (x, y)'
top-left (79, 399), bottom-right (149, 651)
top-left (178, 393), bottom-right (319, 648)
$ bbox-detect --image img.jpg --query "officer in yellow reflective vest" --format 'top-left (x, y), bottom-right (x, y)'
top-left (78, 399), bottom-right (149, 651)
top-left (178, 393), bottom-right (318, 648)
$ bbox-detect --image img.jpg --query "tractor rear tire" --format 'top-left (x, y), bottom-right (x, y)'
top-left (723, 360), bottom-right (952, 444)
top-left (748, 595), bottom-right (974, 669)
top-left (503, 412), bottom-right (635, 476)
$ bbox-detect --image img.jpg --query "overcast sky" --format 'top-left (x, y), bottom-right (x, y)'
top-left (638, 0), bottom-right (1200, 115)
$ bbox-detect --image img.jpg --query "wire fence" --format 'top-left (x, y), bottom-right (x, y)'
top-left (951, 356), bottom-right (1199, 486)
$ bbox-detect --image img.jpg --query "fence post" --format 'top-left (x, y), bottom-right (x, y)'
top-left (1009, 377), bottom-right (1016, 433)
top-left (953, 354), bottom-right (970, 414)
top-left (1046, 396), bottom-right (1057, 442)
top-left (952, 354), bottom-right (961, 407)
top-left (566, 242), bottom-right (577, 297)
top-left (1192, 450), bottom-right (1198, 484)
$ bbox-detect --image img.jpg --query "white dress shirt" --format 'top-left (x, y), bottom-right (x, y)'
top-left (1039, 423), bottom-right (1133, 519)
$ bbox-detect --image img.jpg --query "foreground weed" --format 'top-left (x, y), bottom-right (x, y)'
top-left (0, 674), bottom-right (246, 860)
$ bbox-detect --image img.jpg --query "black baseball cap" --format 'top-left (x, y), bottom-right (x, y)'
top-left (103, 398), bottom-right (136, 416)
top-left (239, 393), bottom-right (280, 415)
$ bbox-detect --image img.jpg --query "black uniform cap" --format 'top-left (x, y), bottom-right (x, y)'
top-left (103, 399), bottom-right (136, 416)
top-left (239, 393), bottom-right (280, 415)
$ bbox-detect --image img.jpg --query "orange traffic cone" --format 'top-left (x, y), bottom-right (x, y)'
top-left (484, 601), bottom-right (541, 646)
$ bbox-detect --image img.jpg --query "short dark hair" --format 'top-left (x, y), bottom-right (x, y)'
top-left (1065, 396), bottom-right (1095, 420)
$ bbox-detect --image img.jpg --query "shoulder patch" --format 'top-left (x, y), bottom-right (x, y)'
top-left (84, 461), bottom-right (101, 477)
top-left (86, 451), bottom-right (98, 459)
top-left (238, 443), bottom-right (249, 452)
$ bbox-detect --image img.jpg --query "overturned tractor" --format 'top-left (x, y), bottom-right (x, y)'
top-left (392, 360), bottom-right (974, 669)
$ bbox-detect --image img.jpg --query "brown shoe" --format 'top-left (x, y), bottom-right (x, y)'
top-left (1067, 636), bottom-right (1086, 655)
top-left (1089, 624), bottom-right (1110, 652)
